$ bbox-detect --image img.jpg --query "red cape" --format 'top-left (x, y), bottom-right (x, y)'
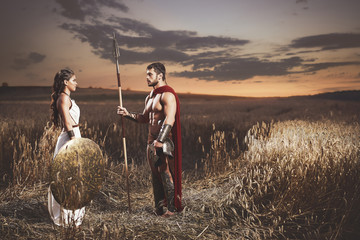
top-left (153, 85), bottom-right (182, 211)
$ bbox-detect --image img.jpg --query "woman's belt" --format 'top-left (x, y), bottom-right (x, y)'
top-left (72, 124), bottom-right (79, 128)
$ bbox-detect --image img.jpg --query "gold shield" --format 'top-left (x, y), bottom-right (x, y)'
top-left (50, 138), bottom-right (104, 209)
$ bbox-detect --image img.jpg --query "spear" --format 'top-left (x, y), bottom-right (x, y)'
top-left (113, 32), bottom-right (131, 213)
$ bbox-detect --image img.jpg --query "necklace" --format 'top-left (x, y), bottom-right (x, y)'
top-left (61, 91), bottom-right (73, 109)
top-left (62, 91), bottom-right (71, 97)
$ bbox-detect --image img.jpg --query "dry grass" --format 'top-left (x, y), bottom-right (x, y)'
top-left (228, 120), bottom-right (360, 239)
top-left (1, 91), bottom-right (360, 239)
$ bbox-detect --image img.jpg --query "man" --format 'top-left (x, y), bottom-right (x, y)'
top-left (117, 62), bottom-right (182, 217)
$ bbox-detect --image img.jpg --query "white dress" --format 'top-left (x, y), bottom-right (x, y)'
top-left (48, 99), bottom-right (86, 227)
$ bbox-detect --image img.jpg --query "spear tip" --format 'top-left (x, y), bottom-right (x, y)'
top-left (113, 32), bottom-right (120, 58)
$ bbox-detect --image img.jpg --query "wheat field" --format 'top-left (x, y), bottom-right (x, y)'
top-left (0, 87), bottom-right (360, 239)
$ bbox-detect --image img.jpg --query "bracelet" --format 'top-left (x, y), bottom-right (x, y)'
top-left (157, 124), bottom-right (172, 143)
top-left (124, 112), bottom-right (138, 122)
top-left (67, 130), bottom-right (75, 138)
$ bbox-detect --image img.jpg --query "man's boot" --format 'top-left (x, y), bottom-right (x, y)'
top-left (152, 172), bottom-right (165, 215)
top-left (160, 172), bottom-right (175, 213)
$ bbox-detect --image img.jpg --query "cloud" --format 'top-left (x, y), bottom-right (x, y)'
top-left (175, 36), bottom-right (249, 51)
top-left (28, 52), bottom-right (46, 62)
top-left (61, 17), bottom-right (360, 82)
top-left (295, 0), bottom-right (309, 11)
top-left (173, 54), bottom-right (360, 82)
top-left (12, 52), bottom-right (46, 70)
top-left (173, 57), bottom-right (304, 81)
top-left (60, 17), bottom-right (249, 65)
top-left (285, 49), bottom-right (321, 56)
top-left (315, 86), bottom-right (356, 93)
top-left (54, 0), bottom-right (86, 21)
top-left (290, 33), bottom-right (360, 50)
top-left (55, 3), bottom-right (360, 83)
top-left (303, 61), bottom-right (360, 72)
top-left (54, 0), bottom-right (128, 21)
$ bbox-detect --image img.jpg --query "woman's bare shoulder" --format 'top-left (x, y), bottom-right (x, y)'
top-left (57, 93), bottom-right (71, 108)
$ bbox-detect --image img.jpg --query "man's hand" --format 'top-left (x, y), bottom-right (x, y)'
top-left (153, 140), bottom-right (163, 151)
top-left (117, 106), bottom-right (129, 116)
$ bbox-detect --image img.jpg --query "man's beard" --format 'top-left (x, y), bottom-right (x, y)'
top-left (148, 80), bottom-right (158, 87)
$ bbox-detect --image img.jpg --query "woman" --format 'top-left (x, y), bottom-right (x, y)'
top-left (48, 68), bottom-right (85, 227)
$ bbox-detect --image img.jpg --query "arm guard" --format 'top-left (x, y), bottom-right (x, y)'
top-left (124, 112), bottom-right (138, 122)
top-left (157, 124), bottom-right (172, 143)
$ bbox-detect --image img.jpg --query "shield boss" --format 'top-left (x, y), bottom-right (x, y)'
top-left (50, 138), bottom-right (104, 209)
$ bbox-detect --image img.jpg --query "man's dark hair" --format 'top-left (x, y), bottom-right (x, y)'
top-left (147, 62), bottom-right (166, 81)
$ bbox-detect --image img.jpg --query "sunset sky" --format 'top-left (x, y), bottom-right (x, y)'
top-left (1, 0), bottom-right (360, 97)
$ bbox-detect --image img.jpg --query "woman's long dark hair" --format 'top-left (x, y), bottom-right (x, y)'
top-left (51, 68), bottom-right (74, 127)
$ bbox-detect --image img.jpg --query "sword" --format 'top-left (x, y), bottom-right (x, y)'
top-left (113, 32), bottom-right (131, 213)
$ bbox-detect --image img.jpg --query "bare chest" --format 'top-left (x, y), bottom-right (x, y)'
top-left (146, 94), bottom-right (163, 112)
top-left (146, 94), bottom-right (165, 125)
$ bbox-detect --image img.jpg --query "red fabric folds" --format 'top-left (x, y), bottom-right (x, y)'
top-left (153, 85), bottom-right (182, 211)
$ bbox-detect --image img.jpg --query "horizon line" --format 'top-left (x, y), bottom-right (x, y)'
top-left (1, 85), bottom-right (360, 99)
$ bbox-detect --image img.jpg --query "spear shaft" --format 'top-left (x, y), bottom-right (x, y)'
top-left (113, 32), bottom-right (131, 213)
